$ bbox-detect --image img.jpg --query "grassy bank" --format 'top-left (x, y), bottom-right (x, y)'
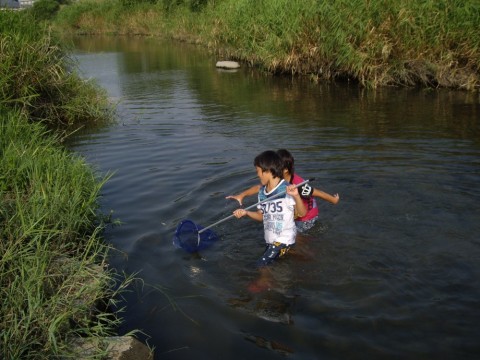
top-left (54, 0), bottom-right (480, 90)
top-left (1, 9), bottom-right (112, 133)
top-left (1, 10), bottom-right (131, 359)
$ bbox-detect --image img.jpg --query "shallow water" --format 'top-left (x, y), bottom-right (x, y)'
top-left (67, 36), bottom-right (480, 359)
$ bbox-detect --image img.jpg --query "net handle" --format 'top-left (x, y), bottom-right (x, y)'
top-left (198, 178), bottom-right (314, 234)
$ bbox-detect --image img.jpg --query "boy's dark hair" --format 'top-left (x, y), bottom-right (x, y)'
top-left (277, 149), bottom-right (294, 179)
top-left (254, 150), bottom-right (283, 179)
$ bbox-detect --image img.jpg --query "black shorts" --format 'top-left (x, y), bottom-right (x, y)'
top-left (256, 242), bottom-right (293, 267)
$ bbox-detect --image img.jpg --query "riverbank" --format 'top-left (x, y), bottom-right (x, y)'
top-left (0, 10), bottom-right (141, 358)
top-left (54, 0), bottom-right (479, 90)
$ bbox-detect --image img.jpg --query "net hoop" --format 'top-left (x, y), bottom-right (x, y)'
top-left (173, 219), bottom-right (219, 253)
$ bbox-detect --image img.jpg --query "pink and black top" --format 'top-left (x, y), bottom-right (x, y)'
top-left (291, 173), bottom-right (318, 221)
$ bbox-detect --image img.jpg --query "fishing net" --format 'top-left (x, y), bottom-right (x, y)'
top-left (173, 178), bottom-right (313, 253)
top-left (173, 219), bottom-right (219, 253)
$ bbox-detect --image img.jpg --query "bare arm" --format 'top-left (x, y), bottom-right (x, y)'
top-left (233, 185), bottom-right (306, 221)
top-left (226, 184), bottom-right (261, 205)
top-left (233, 208), bottom-right (263, 222)
top-left (288, 184), bottom-right (307, 217)
top-left (313, 188), bottom-right (340, 204)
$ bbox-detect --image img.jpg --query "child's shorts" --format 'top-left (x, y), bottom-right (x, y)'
top-left (295, 216), bottom-right (318, 233)
top-left (256, 241), bottom-right (293, 267)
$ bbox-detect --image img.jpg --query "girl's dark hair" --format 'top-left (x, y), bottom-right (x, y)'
top-left (254, 150), bottom-right (283, 179)
top-left (277, 149), bottom-right (294, 178)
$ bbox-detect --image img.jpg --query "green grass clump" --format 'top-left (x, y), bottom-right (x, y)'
top-left (0, 109), bottom-right (129, 358)
top-left (0, 112), bottom-right (104, 244)
top-left (0, 11), bottom-right (113, 132)
top-left (54, 0), bottom-right (165, 35)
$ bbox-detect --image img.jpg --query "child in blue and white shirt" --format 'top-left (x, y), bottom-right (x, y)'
top-left (233, 150), bottom-right (306, 267)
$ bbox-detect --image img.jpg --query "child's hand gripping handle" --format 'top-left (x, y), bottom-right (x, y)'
top-left (198, 178), bottom-right (315, 234)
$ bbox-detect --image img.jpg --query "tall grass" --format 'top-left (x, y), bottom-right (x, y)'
top-left (55, 0), bottom-right (480, 90)
top-left (1, 10), bottom-right (133, 359)
top-left (0, 109), bottom-right (132, 358)
top-left (54, 0), bottom-right (165, 35)
top-left (0, 11), bottom-right (113, 133)
top-left (1, 113), bottom-right (104, 245)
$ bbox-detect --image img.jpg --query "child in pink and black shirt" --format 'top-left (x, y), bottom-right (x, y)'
top-left (227, 149), bottom-right (339, 233)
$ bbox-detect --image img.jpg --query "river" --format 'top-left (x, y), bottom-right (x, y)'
top-left (67, 36), bottom-right (480, 360)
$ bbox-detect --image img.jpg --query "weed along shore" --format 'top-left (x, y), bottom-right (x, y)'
top-left (0, 9), bottom-right (151, 360)
top-left (54, 0), bottom-right (480, 90)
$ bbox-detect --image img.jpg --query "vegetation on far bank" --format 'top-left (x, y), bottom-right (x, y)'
top-left (1, 9), bottom-right (134, 359)
top-left (54, 0), bottom-right (480, 90)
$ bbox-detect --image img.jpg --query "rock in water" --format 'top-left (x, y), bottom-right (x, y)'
top-left (216, 61), bottom-right (240, 69)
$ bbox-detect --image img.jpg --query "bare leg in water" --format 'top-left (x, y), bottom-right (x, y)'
top-left (248, 267), bottom-right (275, 293)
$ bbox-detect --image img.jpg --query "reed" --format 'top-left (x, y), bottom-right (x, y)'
top-left (55, 0), bottom-right (479, 90)
top-left (0, 11), bottom-right (113, 132)
top-left (54, 0), bottom-right (166, 35)
top-left (0, 109), bottom-right (134, 358)
top-left (1, 10), bottom-right (132, 359)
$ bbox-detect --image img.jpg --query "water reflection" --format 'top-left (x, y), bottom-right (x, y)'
top-left (71, 36), bottom-right (480, 142)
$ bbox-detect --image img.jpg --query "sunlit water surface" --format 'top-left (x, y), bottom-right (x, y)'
top-left (67, 36), bottom-right (480, 360)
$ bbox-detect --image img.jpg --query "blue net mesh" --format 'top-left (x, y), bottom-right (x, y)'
top-left (173, 219), bottom-right (219, 253)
